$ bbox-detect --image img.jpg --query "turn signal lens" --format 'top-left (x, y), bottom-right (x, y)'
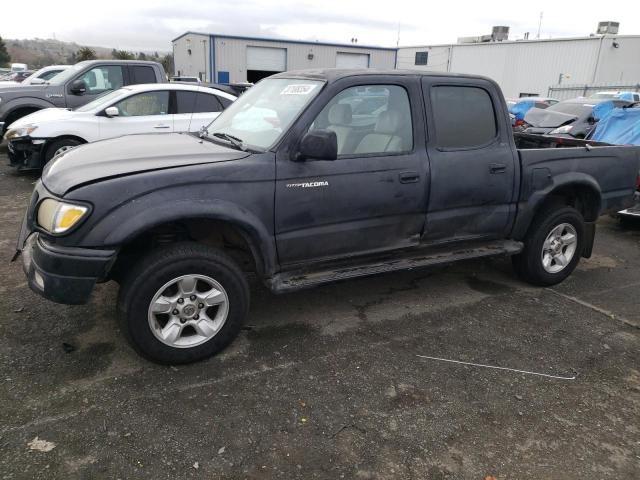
top-left (37, 199), bottom-right (89, 234)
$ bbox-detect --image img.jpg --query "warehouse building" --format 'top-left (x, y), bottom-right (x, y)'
top-left (397, 26), bottom-right (640, 99)
top-left (172, 32), bottom-right (397, 84)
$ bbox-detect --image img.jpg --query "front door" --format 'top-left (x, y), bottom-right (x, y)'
top-left (65, 65), bottom-right (125, 109)
top-left (275, 80), bottom-right (429, 266)
top-left (421, 79), bottom-right (517, 242)
top-left (98, 90), bottom-right (173, 139)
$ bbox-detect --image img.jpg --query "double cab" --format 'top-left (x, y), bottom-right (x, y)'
top-left (17, 69), bottom-right (640, 364)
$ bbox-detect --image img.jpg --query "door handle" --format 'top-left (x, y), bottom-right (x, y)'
top-left (489, 163), bottom-right (507, 174)
top-left (399, 171), bottom-right (420, 183)
top-left (153, 125), bottom-right (171, 129)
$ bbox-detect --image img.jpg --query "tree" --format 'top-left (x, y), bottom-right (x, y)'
top-left (112, 49), bottom-right (134, 60)
top-left (160, 53), bottom-right (174, 76)
top-left (0, 36), bottom-right (10, 67)
top-left (76, 47), bottom-right (96, 61)
top-left (137, 52), bottom-right (147, 61)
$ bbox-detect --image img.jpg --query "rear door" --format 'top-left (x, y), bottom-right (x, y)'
top-left (421, 78), bottom-right (517, 242)
top-left (174, 89), bottom-right (225, 133)
top-left (275, 77), bottom-right (429, 265)
top-left (98, 90), bottom-right (172, 139)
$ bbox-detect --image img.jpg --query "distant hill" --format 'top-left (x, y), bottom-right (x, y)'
top-left (5, 38), bottom-right (167, 68)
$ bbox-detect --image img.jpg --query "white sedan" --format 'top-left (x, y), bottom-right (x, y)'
top-left (5, 83), bottom-right (236, 170)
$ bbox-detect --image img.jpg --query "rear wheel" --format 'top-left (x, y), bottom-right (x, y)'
top-left (513, 205), bottom-right (584, 286)
top-left (117, 242), bottom-right (249, 364)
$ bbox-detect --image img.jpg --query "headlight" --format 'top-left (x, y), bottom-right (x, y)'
top-left (3, 124), bottom-right (38, 141)
top-left (549, 125), bottom-right (573, 135)
top-left (37, 199), bottom-right (89, 234)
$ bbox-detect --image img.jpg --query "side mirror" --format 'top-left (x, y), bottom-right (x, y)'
top-left (296, 130), bottom-right (338, 161)
top-left (104, 106), bottom-right (119, 117)
top-left (70, 79), bottom-right (87, 95)
top-left (30, 77), bottom-right (45, 85)
top-left (588, 115), bottom-right (597, 124)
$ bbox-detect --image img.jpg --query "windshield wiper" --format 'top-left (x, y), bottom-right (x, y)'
top-left (212, 132), bottom-right (247, 151)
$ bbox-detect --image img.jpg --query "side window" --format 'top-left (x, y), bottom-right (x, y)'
top-left (78, 66), bottom-right (124, 94)
top-left (218, 96), bottom-right (233, 109)
top-left (175, 91), bottom-right (198, 114)
top-left (175, 91), bottom-right (223, 113)
top-left (114, 91), bottom-right (169, 116)
top-left (431, 85), bottom-right (497, 149)
top-left (130, 66), bottom-right (157, 85)
top-left (193, 92), bottom-right (223, 113)
top-left (309, 84), bottom-right (413, 156)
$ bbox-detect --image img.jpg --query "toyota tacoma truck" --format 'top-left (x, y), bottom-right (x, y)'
top-left (15, 70), bottom-right (640, 364)
top-left (0, 60), bottom-right (166, 136)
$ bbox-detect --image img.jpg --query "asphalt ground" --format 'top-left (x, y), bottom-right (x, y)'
top-left (0, 155), bottom-right (639, 479)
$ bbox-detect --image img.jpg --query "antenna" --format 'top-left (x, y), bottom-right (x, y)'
top-left (537, 12), bottom-right (543, 39)
top-left (396, 23), bottom-right (401, 47)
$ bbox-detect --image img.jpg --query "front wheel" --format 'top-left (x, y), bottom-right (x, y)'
top-left (44, 138), bottom-right (82, 165)
top-left (117, 243), bottom-right (250, 364)
top-left (513, 206), bottom-right (584, 286)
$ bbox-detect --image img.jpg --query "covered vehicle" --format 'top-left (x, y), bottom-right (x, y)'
top-left (523, 97), bottom-right (631, 138)
top-left (591, 106), bottom-right (640, 219)
top-left (507, 97), bottom-right (558, 127)
top-left (592, 91), bottom-right (640, 103)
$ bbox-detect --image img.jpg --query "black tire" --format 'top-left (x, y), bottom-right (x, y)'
top-left (512, 205), bottom-right (585, 286)
top-left (44, 138), bottom-right (82, 164)
top-left (117, 242), bottom-right (250, 364)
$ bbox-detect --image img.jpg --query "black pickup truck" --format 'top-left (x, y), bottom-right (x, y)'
top-left (0, 60), bottom-right (166, 133)
top-left (16, 69), bottom-right (640, 364)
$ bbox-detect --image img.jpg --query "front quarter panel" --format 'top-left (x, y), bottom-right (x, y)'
top-left (61, 153), bottom-right (278, 273)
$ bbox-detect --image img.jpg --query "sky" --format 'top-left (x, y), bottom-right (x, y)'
top-left (2, 0), bottom-right (639, 52)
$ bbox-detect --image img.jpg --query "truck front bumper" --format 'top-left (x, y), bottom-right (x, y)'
top-left (22, 233), bottom-right (117, 305)
top-left (7, 137), bottom-right (47, 170)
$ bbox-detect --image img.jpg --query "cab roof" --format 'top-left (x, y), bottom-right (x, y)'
top-left (270, 68), bottom-right (495, 84)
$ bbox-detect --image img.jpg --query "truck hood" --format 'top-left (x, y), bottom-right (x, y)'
top-left (9, 107), bottom-right (78, 129)
top-left (0, 84), bottom-right (50, 96)
top-left (42, 133), bottom-right (250, 195)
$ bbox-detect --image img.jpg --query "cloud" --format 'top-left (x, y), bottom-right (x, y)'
top-left (2, 0), bottom-right (637, 51)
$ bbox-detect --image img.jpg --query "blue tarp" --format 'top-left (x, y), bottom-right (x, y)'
top-left (592, 100), bottom-right (615, 122)
top-left (592, 107), bottom-right (640, 145)
top-left (509, 100), bottom-right (536, 121)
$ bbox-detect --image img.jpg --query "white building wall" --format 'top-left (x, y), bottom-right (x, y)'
top-left (397, 36), bottom-right (640, 99)
top-left (172, 33), bottom-right (209, 80)
top-left (213, 36), bottom-right (396, 83)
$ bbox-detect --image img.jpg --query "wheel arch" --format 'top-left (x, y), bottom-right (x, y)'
top-left (103, 205), bottom-right (276, 279)
top-left (512, 174), bottom-right (602, 240)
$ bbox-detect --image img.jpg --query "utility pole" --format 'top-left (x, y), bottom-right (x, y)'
top-left (537, 12), bottom-right (543, 39)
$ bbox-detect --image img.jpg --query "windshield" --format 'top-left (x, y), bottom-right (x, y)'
top-left (48, 63), bottom-right (85, 85)
top-left (206, 78), bottom-right (324, 151)
top-left (74, 88), bottom-right (130, 112)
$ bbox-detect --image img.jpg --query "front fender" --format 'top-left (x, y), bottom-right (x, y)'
top-left (512, 172), bottom-right (602, 240)
top-left (80, 195), bottom-right (277, 276)
top-left (0, 98), bottom-right (56, 122)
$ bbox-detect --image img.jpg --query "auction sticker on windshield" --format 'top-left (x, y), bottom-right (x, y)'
top-left (281, 84), bottom-right (318, 95)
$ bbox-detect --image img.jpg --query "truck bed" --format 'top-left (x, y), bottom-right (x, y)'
top-left (516, 133), bottom-right (640, 217)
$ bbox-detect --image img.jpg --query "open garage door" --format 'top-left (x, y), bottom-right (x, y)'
top-left (335, 52), bottom-right (370, 69)
top-left (247, 46), bottom-right (287, 83)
